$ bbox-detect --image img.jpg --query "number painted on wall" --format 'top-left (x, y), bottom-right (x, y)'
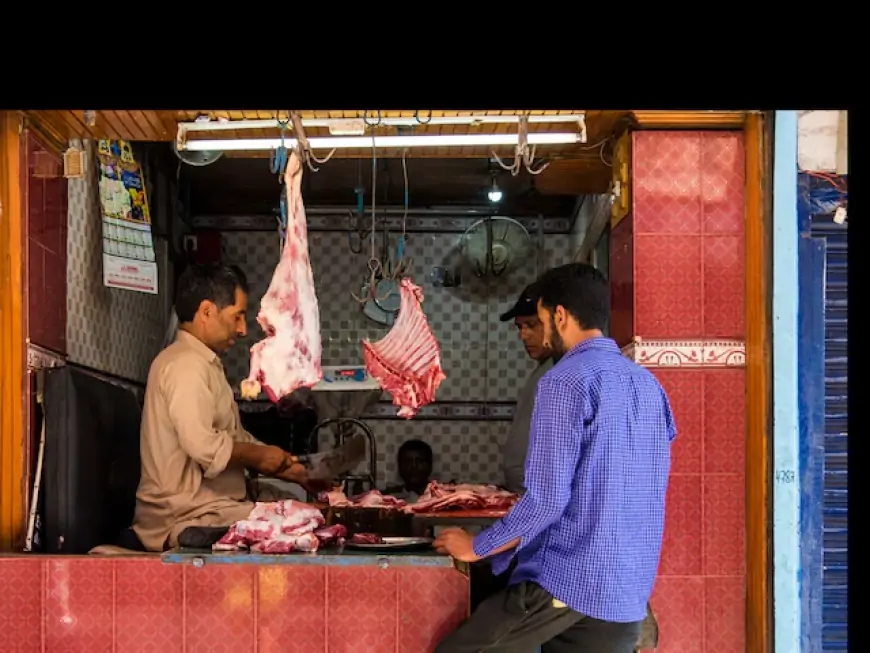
top-left (775, 469), bottom-right (796, 483)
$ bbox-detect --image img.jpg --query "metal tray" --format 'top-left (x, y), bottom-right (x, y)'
top-left (344, 536), bottom-right (434, 551)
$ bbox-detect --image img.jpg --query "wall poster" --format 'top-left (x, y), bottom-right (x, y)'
top-left (97, 139), bottom-right (158, 293)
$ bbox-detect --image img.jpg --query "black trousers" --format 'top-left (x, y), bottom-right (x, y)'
top-left (435, 581), bottom-right (642, 653)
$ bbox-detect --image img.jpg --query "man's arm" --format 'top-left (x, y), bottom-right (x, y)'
top-left (231, 402), bottom-right (264, 446)
top-left (162, 362), bottom-right (291, 478)
top-left (472, 375), bottom-right (584, 559)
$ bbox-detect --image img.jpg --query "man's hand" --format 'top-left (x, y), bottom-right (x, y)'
top-left (433, 527), bottom-right (481, 562)
top-left (256, 445), bottom-right (295, 476)
top-left (277, 463), bottom-right (334, 495)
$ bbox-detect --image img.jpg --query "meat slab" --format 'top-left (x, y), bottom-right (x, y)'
top-left (319, 488), bottom-right (407, 510)
top-left (214, 500), bottom-right (347, 553)
top-left (362, 278), bottom-right (446, 418)
top-left (241, 151), bottom-right (322, 403)
top-left (404, 481), bottom-right (519, 514)
top-left (349, 532), bottom-right (384, 545)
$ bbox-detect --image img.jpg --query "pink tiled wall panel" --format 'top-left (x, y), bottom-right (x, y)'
top-left (0, 557), bottom-right (469, 653)
top-left (25, 132), bottom-right (68, 354)
top-left (648, 577), bottom-right (705, 653)
top-left (631, 131), bottom-right (745, 340)
top-left (650, 367), bottom-right (746, 652)
top-left (608, 215), bottom-right (634, 348)
top-left (703, 234), bottom-right (745, 338)
top-left (703, 369), bottom-right (746, 475)
top-left (634, 234), bottom-right (703, 339)
top-left (704, 576), bottom-right (746, 652)
top-left (655, 371), bottom-right (703, 475)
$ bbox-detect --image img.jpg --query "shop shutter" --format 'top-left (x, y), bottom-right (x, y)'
top-left (804, 175), bottom-right (848, 651)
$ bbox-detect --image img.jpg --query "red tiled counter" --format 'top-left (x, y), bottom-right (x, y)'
top-left (0, 554), bottom-right (469, 653)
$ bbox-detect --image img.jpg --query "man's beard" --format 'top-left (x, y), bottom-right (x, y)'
top-left (549, 314), bottom-right (566, 362)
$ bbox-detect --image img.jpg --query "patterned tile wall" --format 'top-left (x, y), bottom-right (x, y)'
top-left (222, 229), bottom-right (574, 486)
top-left (66, 140), bottom-right (169, 383)
top-left (348, 419), bottom-right (512, 489)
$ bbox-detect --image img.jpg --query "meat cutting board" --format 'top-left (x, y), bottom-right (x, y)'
top-left (411, 509), bottom-right (510, 519)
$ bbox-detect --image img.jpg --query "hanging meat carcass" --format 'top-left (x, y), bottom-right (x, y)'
top-left (362, 278), bottom-right (446, 418)
top-left (241, 151), bottom-right (322, 402)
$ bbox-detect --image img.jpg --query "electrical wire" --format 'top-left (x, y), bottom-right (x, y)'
top-left (400, 148), bottom-right (408, 256)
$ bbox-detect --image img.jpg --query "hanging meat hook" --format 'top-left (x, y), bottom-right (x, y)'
top-left (350, 132), bottom-right (398, 304)
top-left (346, 211), bottom-right (364, 254)
top-left (363, 110), bottom-right (383, 127)
top-left (492, 114), bottom-right (551, 176)
top-left (350, 258), bottom-right (393, 303)
top-left (289, 111), bottom-right (336, 171)
top-left (390, 257), bottom-right (411, 279)
top-left (270, 116), bottom-right (291, 181)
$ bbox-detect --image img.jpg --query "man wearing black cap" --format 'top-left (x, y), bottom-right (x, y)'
top-left (499, 283), bottom-right (554, 494)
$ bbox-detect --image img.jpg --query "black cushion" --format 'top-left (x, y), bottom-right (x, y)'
top-left (42, 366), bottom-right (142, 554)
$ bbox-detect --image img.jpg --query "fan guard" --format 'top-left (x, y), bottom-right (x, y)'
top-left (460, 216), bottom-right (532, 277)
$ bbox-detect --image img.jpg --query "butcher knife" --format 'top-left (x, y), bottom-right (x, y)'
top-left (294, 434), bottom-right (367, 479)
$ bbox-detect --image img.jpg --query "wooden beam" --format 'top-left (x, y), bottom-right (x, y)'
top-left (25, 112), bottom-right (70, 151)
top-left (0, 111), bottom-right (26, 551)
top-left (574, 195), bottom-right (612, 263)
top-left (534, 160), bottom-right (612, 195)
top-left (744, 111), bottom-right (773, 653)
top-left (632, 111), bottom-right (748, 129)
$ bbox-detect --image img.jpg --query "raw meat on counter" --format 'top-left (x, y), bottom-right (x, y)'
top-left (405, 481), bottom-right (519, 514)
top-left (362, 278), bottom-right (446, 418)
top-left (214, 500), bottom-right (347, 554)
top-left (349, 533), bottom-right (384, 545)
top-left (319, 488), bottom-right (407, 510)
top-left (241, 151), bottom-right (323, 403)
top-left (320, 482), bottom-right (518, 514)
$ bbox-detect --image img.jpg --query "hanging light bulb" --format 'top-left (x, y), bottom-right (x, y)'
top-left (488, 178), bottom-right (503, 203)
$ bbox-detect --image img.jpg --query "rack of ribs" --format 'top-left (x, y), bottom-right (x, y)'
top-left (361, 278), bottom-right (446, 418)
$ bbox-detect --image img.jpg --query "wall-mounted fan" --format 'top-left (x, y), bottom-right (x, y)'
top-left (172, 141), bottom-right (223, 167)
top-left (460, 216), bottom-right (532, 277)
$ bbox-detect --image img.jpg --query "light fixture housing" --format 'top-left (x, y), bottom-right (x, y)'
top-left (179, 132), bottom-right (582, 152)
top-left (178, 113), bottom-right (587, 132)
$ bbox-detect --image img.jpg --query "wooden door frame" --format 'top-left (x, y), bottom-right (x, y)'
top-left (0, 111), bottom-right (26, 551)
top-left (743, 112), bottom-right (773, 653)
top-left (631, 110), bottom-right (773, 653)
top-left (0, 111), bottom-right (776, 652)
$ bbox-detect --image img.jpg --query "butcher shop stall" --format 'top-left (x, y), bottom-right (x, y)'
top-left (0, 109), bottom-right (761, 653)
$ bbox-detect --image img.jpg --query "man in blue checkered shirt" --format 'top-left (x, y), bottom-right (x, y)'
top-left (434, 263), bottom-right (676, 653)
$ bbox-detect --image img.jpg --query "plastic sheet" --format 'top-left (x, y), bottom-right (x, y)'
top-left (798, 171), bottom-right (848, 217)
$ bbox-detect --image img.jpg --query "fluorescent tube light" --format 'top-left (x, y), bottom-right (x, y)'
top-left (179, 114), bottom-right (586, 132)
top-left (181, 132), bottom-right (582, 152)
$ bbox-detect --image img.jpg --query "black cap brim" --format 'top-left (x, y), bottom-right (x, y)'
top-left (499, 306), bottom-right (522, 322)
top-left (499, 286), bottom-right (539, 322)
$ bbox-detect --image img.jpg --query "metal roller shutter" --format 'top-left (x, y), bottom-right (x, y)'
top-left (805, 175), bottom-right (848, 651)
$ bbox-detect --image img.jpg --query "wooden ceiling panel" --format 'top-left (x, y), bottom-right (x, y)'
top-left (182, 155), bottom-right (607, 218)
top-left (27, 110), bottom-right (169, 142)
top-left (534, 160), bottom-right (613, 195)
top-left (26, 109), bottom-right (628, 159)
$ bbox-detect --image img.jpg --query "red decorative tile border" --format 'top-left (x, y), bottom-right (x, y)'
top-left (27, 342), bottom-right (67, 370)
top-left (621, 337), bottom-right (746, 368)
